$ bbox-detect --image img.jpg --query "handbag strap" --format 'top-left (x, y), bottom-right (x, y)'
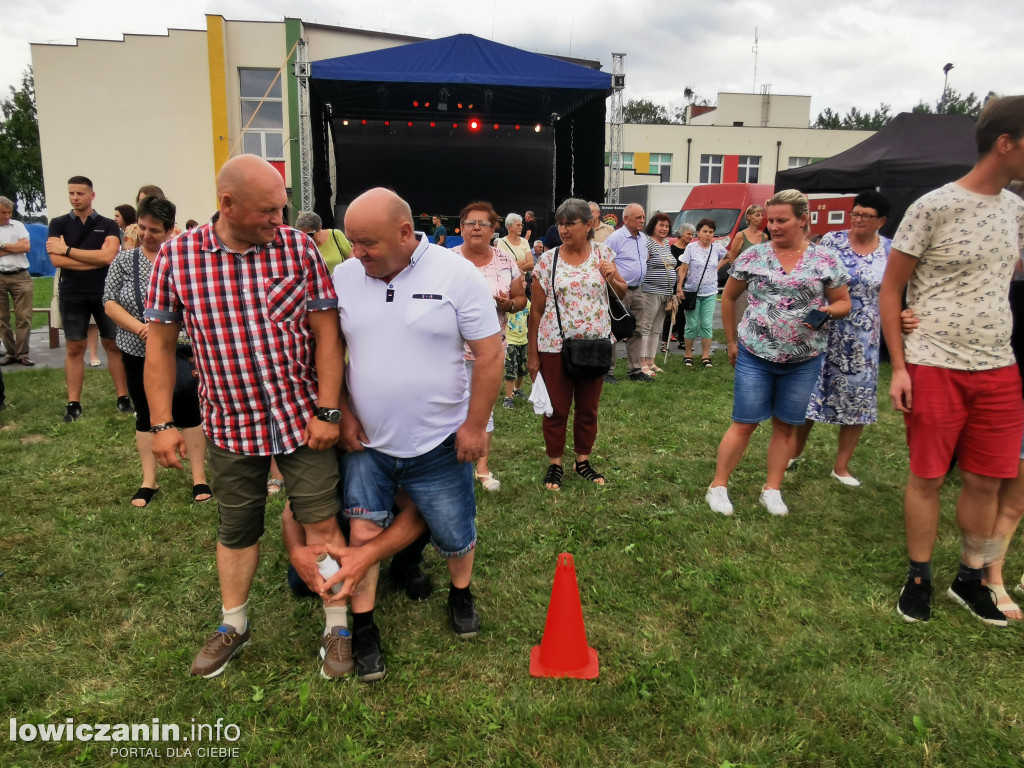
top-left (130, 247), bottom-right (145, 320)
top-left (550, 247), bottom-right (567, 339)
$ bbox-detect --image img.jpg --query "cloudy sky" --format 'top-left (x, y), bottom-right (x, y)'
top-left (2, 1), bottom-right (1020, 119)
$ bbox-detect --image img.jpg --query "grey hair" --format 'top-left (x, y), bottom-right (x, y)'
top-left (505, 212), bottom-right (523, 228)
top-left (295, 211), bottom-right (322, 231)
top-left (765, 189), bottom-right (809, 219)
top-left (533, 240), bottom-right (544, 248)
top-left (677, 222), bottom-right (696, 236)
top-left (0, 196), bottom-right (13, 211)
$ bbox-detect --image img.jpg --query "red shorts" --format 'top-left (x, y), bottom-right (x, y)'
top-left (904, 363), bottom-right (1024, 479)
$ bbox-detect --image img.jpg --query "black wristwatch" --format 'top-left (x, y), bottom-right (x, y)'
top-left (316, 407), bottom-right (341, 424)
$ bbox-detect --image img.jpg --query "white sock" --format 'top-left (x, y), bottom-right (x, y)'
top-left (222, 602), bottom-right (248, 633)
top-left (324, 604), bottom-right (348, 635)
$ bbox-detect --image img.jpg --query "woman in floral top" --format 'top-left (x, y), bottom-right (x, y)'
top-left (706, 190), bottom-right (851, 517)
top-left (792, 190), bottom-right (892, 487)
top-left (527, 198), bottom-right (627, 490)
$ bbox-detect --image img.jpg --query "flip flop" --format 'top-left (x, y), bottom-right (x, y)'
top-left (131, 487), bottom-right (159, 508)
top-left (192, 483), bottom-right (213, 503)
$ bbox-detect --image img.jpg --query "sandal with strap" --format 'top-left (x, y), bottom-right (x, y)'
top-left (476, 472), bottom-right (501, 492)
top-left (702, 358), bottom-right (712, 368)
top-left (574, 459), bottom-right (605, 485)
top-left (192, 483), bottom-right (213, 503)
top-left (267, 478), bottom-right (284, 496)
top-left (543, 463), bottom-right (563, 491)
top-left (131, 487), bottom-right (159, 508)
top-left (990, 584), bottom-right (1023, 620)
top-left (683, 357), bottom-right (693, 367)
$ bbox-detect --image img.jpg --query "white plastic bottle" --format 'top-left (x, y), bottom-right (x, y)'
top-left (316, 553), bottom-right (343, 595)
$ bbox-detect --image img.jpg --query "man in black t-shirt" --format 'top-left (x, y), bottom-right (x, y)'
top-left (46, 175), bottom-right (129, 422)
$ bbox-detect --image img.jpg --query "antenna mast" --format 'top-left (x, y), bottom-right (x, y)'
top-left (752, 27), bottom-right (758, 93)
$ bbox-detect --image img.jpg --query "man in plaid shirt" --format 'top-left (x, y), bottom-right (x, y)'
top-left (144, 155), bottom-right (353, 680)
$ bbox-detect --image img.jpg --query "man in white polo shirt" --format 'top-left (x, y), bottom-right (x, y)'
top-left (0, 196), bottom-right (33, 367)
top-left (333, 187), bottom-right (503, 682)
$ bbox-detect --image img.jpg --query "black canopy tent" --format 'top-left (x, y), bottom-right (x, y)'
top-left (308, 34), bottom-right (612, 225)
top-left (774, 112), bottom-right (977, 237)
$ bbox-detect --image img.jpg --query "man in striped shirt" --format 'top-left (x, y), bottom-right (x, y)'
top-left (145, 155), bottom-right (351, 680)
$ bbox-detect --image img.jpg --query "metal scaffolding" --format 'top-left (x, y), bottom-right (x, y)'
top-left (607, 53), bottom-right (626, 204)
top-left (294, 39), bottom-right (314, 213)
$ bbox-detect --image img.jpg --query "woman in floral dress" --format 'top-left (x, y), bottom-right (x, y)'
top-left (792, 191), bottom-right (891, 487)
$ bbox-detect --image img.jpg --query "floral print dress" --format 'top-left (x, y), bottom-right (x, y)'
top-left (805, 230), bottom-right (891, 425)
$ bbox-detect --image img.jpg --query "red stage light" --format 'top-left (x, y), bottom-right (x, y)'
top-left (493, 123), bottom-right (499, 130)
top-left (514, 124), bottom-right (520, 130)
top-left (430, 122), bottom-right (436, 127)
top-left (425, 102), bottom-right (430, 107)
top-left (452, 123), bottom-right (458, 128)
top-left (469, 120), bottom-right (480, 130)
top-left (457, 103), bottom-right (463, 109)
top-left (384, 120), bottom-right (390, 126)
top-left (361, 119), bottom-right (367, 125)
top-left (413, 100), bottom-right (419, 107)
top-left (407, 121), bottom-right (413, 127)
top-left (468, 104), bottom-right (474, 109)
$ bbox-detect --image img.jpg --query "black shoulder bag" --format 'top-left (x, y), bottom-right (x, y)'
top-left (682, 244), bottom-right (714, 312)
top-left (132, 248), bottom-right (197, 396)
top-left (551, 247), bottom-right (613, 380)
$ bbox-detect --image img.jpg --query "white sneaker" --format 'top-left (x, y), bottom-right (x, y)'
top-left (705, 485), bottom-right (734, 516)
top-left (759, 487), bottom-right (788, 516)
top-left (830, 470), bottom-right (861, 487)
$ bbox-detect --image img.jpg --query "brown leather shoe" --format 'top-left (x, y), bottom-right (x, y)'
top-left (189, 624), bottom-right (250, 678)
top-left (319, 627), bottom-right (354, 679)
top-left (17, 357), bottom-right (34, 366)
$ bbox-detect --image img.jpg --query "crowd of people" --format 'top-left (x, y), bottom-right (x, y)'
top-left (1, 94), bottom-right (1022, 683)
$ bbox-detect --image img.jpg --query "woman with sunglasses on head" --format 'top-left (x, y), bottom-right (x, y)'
top-left (452, 202), bottom-right (526, 492)
top-left (790, 191), bottom-right (892, 487)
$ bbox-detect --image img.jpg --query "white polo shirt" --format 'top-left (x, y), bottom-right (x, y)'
top-left (334, 233), bottom-right (500, 457)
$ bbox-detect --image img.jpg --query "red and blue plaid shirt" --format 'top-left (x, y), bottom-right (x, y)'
top-left (145, 214), bottom-right (338, 456)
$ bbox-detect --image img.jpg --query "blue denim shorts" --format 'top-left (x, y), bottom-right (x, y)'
top-left (342, 434), bottom-right (476, 557)
top-left (732, 344), bottom-right (824, 426)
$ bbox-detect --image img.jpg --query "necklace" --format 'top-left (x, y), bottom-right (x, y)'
top-left (773, 241), bottom-right (807, 259)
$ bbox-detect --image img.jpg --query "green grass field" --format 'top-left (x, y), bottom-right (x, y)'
top-left (1, 352), bottom-right (1021, 768)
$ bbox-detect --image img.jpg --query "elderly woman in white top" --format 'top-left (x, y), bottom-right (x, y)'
top-left (678, 217), bottom-right (730, 367)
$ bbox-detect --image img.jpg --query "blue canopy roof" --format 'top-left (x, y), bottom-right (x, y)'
top-left (311, 33), bottom-right (611, 91)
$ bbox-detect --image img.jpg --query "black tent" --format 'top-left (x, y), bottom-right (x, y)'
top-left (774, 112), bottom-right (977, 237)
top-left (309, 34), bottom-right (611, 225)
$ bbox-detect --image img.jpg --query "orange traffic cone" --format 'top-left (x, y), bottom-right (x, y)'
top-left (530, 552), bottom-right (599, 679)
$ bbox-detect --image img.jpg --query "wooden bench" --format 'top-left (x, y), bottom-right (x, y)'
top-left (32, 307), bottom-right (60, 349)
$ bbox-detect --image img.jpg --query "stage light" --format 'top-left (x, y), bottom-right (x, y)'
top-left (514, 124), bottom-right (520, 130)
top-left (468, 104), bottom-right (474, 109)
top-left (412, 100), bottom-right (419, 107)
top-left (534, 124), bottom-right (542, 132)
top-left (361, 120), bottom-right (367, 125)
top-left (425, 102), bottom-right (430, 107)
top-left (493, 123), bottom-right (499, 130)
top-left (469, 119), bottom-right (480, 130)
top-left (407, 121), bottom-right (413, 127)
top-left (452, 122), bottom-right (458, 128)
top-left (457, 103), bottom-right (463, 109)
top-left (384, 120), bottom-right (390, 126)
top-left (342, 120), bottom-right (349, 126)
top-left (430, 122), bottom-right (436, 127)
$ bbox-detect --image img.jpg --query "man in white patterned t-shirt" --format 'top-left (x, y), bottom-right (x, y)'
top-left (881, 95), bottom-right (1024, 627)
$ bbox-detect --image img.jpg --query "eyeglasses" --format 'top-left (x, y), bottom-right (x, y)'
top-left (557, 220), bottom-right (583, 229)
top-left (462, 220), bottom-right (492, 229)
top-left (850, 212), bottom-right (879, 220)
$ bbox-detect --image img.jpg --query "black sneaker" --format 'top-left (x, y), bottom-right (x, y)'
top-left (512, 388), bottom-right (524, 399)
top-left (62, 402), bottom-right (83, 423)
top-left (897, 577), bottom-right (932, 622)
top-left (628, 371), bottom-right (654, 383)
top-left (116, 396), bottom-right (135, 415)
top-left (947, 578), bottom-right (1008, 627)
top-left (389, 565), bottom-right (433, 601)
top-left (603, 372), bottom-right (618, 384)
top-left (448, 587), bottom-right (481, 639)
top-left (351, 622), bottom-right (386, 683)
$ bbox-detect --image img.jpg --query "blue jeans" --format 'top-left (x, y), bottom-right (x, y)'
top-left (732, 344), bottom-right (824, 425)
top-left (342, 434), bottom-right (476, 557)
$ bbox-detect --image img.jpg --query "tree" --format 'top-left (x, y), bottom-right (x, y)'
top-left (0, 67), bottom-right (44, 214)
top-left (813, 104), bottom-right (893, 130)
top-left (623, 98), bottom-right (670, 125)
top-left (912, 88), bottom-right (987, 118)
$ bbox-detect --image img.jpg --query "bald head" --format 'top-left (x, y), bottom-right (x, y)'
top-left (214, 154), bottom-right (287, 250)
top-left (623, 203), bottom-right (646, 235)
top-left (344, 188), bottom-right (418, 281)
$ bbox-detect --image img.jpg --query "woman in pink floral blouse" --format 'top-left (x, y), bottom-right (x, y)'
top-left (527, 198), bottom-right (627, 490)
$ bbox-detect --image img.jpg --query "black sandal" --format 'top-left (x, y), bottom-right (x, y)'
top-left (574, 460), bottom-right (605, 485)
top-left (131, 487), bottom-right (159, 507)
top-left (702, 358), bottom-right (712, 368)
top-left (683, 357), bottom-right (693, 367)
top-left (192, 483), bottom-right (213, 503)
top-left (543, 463), bottom-right (563, 491)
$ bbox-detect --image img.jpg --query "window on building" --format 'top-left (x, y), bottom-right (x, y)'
top-left (699, 154), bottom-right (723, 184)
top-left (788, 157), bottom-right (812, 169)
top-left (828, 210), bottom-right (845, 225)
top-left (810, 211), bottom-right (819, 225)
top-left (605, 152), bottom-right (634, 170)
top-left (240, 69), bottom-right (285, 161)
top-left (737, 155), bottom-right (760, 183)
top-left (649, 153), bottom-right (672, 178)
